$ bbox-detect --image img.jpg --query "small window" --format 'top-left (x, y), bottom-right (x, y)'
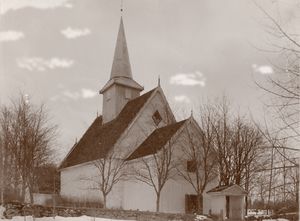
top-left (125, 88), bottom-right (131, 99)
top-left (152, 110), bottom-right (162, 126)
top-left (187, 160), bottom-right (196, 173)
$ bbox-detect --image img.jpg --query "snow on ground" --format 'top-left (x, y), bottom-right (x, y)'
top-left (262, 219), bottom-right (289, 221)
top-left (0, 216), bottom-right (136, 221)
top-left (0, 206), bottom-right (5, 219)
top-left (195, 215), bottom-right (207, 220)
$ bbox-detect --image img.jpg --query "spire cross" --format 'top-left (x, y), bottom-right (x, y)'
top-left (120, 0), bottom-right (123, 14)
top-left (158, 75), bottom-right (161, 87)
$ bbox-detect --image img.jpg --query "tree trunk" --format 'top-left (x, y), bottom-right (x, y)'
top-left (103, 194), bottom-right (107, 209)
top-left (196, 193), bottom-right (203, 214)
top-left (156, 192), bottom-right (160, 212)
top-left (0, 144), bottom-right (4, 204)
top-left (245, 196), bottom-right (248, 216)
top-left (267, 147), bottom-right (274, 215)
top-left (21, 182), bottom-right (26, 202)
top-left (29, 187), bottom-right (34, 204)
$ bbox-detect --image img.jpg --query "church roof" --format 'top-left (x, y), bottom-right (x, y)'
top-left (59, 88), bottom-right (156, 169)
top-left (126, 119), bottom-right (187, 161)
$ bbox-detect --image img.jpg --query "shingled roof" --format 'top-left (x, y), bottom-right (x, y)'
top-left (60, 88), bottom-right (156, 169)
top-left (207, 184), bottom-right (247, 196)
top-left (126, 119), bottom-right (187, 161)
top-left (207, 184), bottom-right (235, 193)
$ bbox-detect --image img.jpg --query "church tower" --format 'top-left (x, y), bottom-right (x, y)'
top-left (100, 18), bottom-right (144, 123)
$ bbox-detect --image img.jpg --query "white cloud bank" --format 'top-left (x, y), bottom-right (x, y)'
top-left (0, 30), bottom-right (24, 42)
top-left (17, 57), bottom-right (74, 71)
top-left (170, 71), bottom-right (206, 86)
top-left (51, 88), bottom-right (97, 101)
top-left (252, 64), bottom-right (274, 75)
top-left (61, 27), bottom-right (91, 39)
top-left (174, 95), bottom-right (191, 103)
top-left (0, 0), bottom-right (73, 15)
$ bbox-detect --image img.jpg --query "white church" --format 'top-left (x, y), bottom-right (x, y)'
top-left (59, 17), bottom-right (246, 219)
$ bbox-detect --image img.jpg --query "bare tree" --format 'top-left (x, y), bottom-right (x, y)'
top-left (0, 94), bottom-right (57, 203)
top-left (131, 139), bottom-right (177, 212)
top-left (87, 152), bottom-right (127, 209)
top-left (177, 106), bottom-right (217, 213)
top-left (286, 163), bottom-right (299, 204)
top-left (212, 98), bottom-right (264, 187)
top-left (253, 1), bottom-right (300, 143)
top-left (252, 114), bottom-right (299, 210)
top-left (127, 102), bottom-right (180, 212)
top-left (0, 107), bottom-right (13, 204)
top-left (251, 2), bottom-right (300, 211)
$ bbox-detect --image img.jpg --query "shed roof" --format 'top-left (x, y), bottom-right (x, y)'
top-left (207, 184), bottom-right (247, 196)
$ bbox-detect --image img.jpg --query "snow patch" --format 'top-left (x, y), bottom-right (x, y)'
top-left (0, 215), bottom-right (136, 221)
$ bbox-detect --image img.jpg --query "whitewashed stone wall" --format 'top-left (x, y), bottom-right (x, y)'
top-left (60, 163), bottom-right (102, 203)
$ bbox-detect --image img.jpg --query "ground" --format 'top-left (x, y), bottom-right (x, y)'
top-left (0, 216), bottom-right (134, 221)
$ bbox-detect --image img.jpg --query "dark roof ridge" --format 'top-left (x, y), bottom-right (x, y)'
top-left (206, 184), bottom-right (235, 193)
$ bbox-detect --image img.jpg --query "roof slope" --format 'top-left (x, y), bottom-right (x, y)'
top-left (207, 184), bottom-right (235, 193)
top-left (207, 184), bottom-right (247, 196)
top-left (100, 77), bottom-right (143, 94)
top-left (126, 120), bottom-right (187, 161)
top-left (111, 17), bottom-right (132, 79)
top-left (60, 89), bottom-right (155, 169)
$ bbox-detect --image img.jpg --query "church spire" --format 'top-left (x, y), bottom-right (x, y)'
top-left (99, 16), bottom-right (143, 123)
top-left (110, 17), bottom-right (132, 79)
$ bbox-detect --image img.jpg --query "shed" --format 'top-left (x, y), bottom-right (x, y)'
top-left (207, 184), bottom-right (247, 221)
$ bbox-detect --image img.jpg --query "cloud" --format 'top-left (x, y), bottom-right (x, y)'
top-left (62, 90), bottom-right (81, 100)
top-left (81, 88), bottom-right (97, 98)
top-left (61, 27), bottom-right (91, 39)
top-left (51, 88), bottom-right (97, 101)
top-left (252, 64), bottom-right (273, 75)
top-left (174, 95), bottom-right (191, 103)
top-left (170, 71), bottom-right (206, 86)
top-left (0, 30), bottom-right (24, 42)
top-left (0, 0), bottom-right (73, 15)
top-left (17, 57), bottom-right (74, 71)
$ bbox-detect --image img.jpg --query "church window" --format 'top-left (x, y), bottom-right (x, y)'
top-left (125, 88), bottom-right (131, 99)
top-left (152, 110), bottom-right (162, 126)
top-left (187, 160), bottom-right (196, 173)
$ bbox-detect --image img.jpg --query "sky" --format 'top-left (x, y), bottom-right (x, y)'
top-left (0, 0), bottom-right (299, 160)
